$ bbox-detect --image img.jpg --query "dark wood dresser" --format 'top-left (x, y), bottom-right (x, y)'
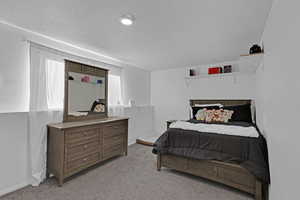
top-left (47, 117), bottom-right (128, 185)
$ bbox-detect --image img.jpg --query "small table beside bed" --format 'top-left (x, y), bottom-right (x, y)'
top-left (153, 100), bottom-right (270, 200)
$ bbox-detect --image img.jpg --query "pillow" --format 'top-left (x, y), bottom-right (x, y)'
top-left (223, 104), bottom-right (252, 123)
top-left (195, 108), bottom-right (234, 123)
top-left (191, 104), bottom-right (222, 119)
top-left (206, 109), bottom-right (234, 123)
top-left (195, 109), bottom-right (207, 121)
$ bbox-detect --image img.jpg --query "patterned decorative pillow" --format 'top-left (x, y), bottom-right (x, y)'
top-left (196, 108), bottom-right (234, 123)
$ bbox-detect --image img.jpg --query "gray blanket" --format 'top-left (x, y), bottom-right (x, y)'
top-left (153, 121), bottom-right (270, 183)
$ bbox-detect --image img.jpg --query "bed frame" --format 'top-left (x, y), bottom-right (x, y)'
top-left (156, 99), bottom-right (265, 200)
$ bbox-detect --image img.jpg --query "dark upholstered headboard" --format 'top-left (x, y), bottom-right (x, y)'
top-left (189, 99), bottom-right (255, 122)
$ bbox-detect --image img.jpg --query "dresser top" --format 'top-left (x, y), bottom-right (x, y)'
top-left (48, 117), bottom-right (129, 130)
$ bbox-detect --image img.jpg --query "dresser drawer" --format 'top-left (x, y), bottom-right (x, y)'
top-left (64, 152), bottom-right (100, 175)
top-left (104, 135), bottom-right (124, 148)
top-left (65, 128), bottom-right (99, 147)
top-left (103, 144), bottom-right (124, 160)
top-left (103, 121), bottom-right (127, 139)
top-left (65, 140), bottom-right (100, 162)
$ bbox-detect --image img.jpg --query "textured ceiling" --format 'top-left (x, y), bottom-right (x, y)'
top-left (0, 0), bottom-right (272, 70)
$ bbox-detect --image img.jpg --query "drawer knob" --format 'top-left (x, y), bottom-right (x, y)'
top-left (84, 145), bottom-right (88, 149)
top-left (83, 158), bottom-right (88, 161)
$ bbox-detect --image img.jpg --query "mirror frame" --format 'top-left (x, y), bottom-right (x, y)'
top-left (63, 60), bottom-right (108, 122)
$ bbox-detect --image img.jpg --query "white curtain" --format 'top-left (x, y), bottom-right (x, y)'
top-left (108, 74), bottom-right (125, 116)
top-left (27, 42), bottom-right (124, 185)
top-left (28, 46), bottom-right (64, 186)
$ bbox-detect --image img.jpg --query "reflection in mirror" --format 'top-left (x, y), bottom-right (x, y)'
top-left (68, 71), bottom-right (106, 117)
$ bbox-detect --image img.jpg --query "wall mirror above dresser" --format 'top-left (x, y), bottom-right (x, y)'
top-left (64, 60), bottom-right (108, 122)
top-left (48, 60), bottom-right (128, 186)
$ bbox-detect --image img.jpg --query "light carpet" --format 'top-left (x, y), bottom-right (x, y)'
top-left (1, 144), bottom-right (252, 200)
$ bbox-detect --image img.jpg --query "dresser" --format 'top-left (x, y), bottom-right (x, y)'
top-left (47, 117), bottom-right (128, 185)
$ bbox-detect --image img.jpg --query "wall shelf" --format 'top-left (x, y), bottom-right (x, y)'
top-left (185, 72), bottom-right (248, 80)
top-left (238, 53), bottom-right (264, 73)
top-left (185, 53), bottom-right (264, 81)
top-left (240, 52), bottom-right (264, 57)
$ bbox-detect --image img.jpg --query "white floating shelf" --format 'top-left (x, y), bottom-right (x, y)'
top-left (238, 53), bottom-right (264, 72)
top-left (185, 72), bottom-right (248, 80)
top-left (185, 53), bottom-right (264, 81)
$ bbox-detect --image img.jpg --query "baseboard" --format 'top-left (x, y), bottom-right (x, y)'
top-left (136, 139), bottom-right (154, 146)
top-left (0, 181), bottom-right (29, 197)
top-left (128, 140), bottom-right (136, 146)
top-left (128, 132), bottom-right (158, 146)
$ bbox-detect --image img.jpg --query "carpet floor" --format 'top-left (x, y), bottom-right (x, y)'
top-left (1, 144), bottom-right (252, 200)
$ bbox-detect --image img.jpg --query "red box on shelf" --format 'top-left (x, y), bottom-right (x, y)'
top-left (208, 67), bottom-right (222, 74)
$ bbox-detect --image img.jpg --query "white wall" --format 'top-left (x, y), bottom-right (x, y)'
top-left (124, 106), bottom-right (154, 145)
top-left (0, 22), bottom-right (152, 196)
top-left (151, 67), bottom-right (256, 134)
top-left (122, 66), bottom-right (151, 106)
top-left (0, 113), bottom-right (28, 196)
top-left (0, 25), bottom-right (29, 113)
top-left (255, 0), bottom-right (300, 199)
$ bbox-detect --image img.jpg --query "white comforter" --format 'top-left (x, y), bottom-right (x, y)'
top-left (169, 121), bottom-right (259, 138)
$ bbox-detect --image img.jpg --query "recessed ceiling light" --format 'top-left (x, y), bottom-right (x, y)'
top-left (120, 14), bottom-right (135, 26)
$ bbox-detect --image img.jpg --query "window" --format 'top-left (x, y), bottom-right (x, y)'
top-left (45, 59), bottom-right (65, 110)
top-left (108, 74), bottom-right (122, 106)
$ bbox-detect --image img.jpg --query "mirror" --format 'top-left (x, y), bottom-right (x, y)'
top-left (68, 72), bottom-right (106, 115)
top-left (64, 60), bottom-right (108, 121)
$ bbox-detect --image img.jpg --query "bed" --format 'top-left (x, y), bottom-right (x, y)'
top-left (153, 100), bottom-right (270, 200)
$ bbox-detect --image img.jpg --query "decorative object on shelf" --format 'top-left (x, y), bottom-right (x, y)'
top-left (81, 75), bottom-right (91, 83)
top-left (96, 80), bottom-right (103, 84)
top-left (68, 75), bottom-right (74, 80)
top-left (189, 69), bottom-right (196, 76)
top-left (208, 67), bottom-right (222, 74)
top-left (223, 65), bottom-right (232, 73)
top-left (249, 44), bottom-right (262, 54)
